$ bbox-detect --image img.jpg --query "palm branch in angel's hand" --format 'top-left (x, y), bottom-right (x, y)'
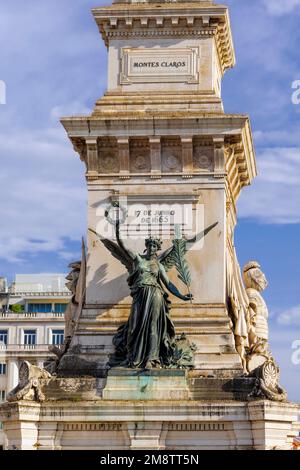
top-left (158, 222), bottom-right (219, 304)
top-left (89, 201), bottom-right (218, 304)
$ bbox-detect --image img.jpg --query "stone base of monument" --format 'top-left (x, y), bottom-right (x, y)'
top-left (102, 369), bottom-right (190, 401)
top-left (1, 0), bottom-right (299, 452)
top-left (1, 370), bottom-right (299, 450)
top-left (1, 398), bottom-right (299, 450)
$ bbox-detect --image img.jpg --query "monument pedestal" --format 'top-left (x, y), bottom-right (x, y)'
top-left (1, 395), bottom-right (299, 450)
top-left (58, 303), bottom-right (244, 378)
top-left (1, 0), bottom-right (299, 451)
top-left (103, 369), bottom-right (190, 401)
top-left (1, 371), bottom-right (299, 450)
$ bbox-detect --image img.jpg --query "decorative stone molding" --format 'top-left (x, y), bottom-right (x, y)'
top-left (181, 137), bottom-right (193, 176)
top-left (98, 138), bottom-right (119, 174)
top-left (162, 138), bottom-right (182, 173)
top-left (126, 421), bottom-right (166, 450)
top-left (213, 136), bottom-right (225, 176)
top-left (168, 422), bottom-right (226, 431)
top-left (117, 137), bottom-right (130, 178)
top-left (225, 131), bottom-right (257, 203)
top-left (120, 46), bottom-right (200, 85)
top-left (130, 139), bottom-right (151, 173)
top-left (92, 4), bottom-right (235, 73)
top-left (193, 140), bottom-right (214, 172)
top-left (107, 29), bottom-right (216, 42)
top-left (248, 360), bottom-right (287, 402)
top-left (101, 155), bottom-right (119, 173)
top-left (72, 134), bottom-right (255, 180)
top-left (62, 116), bottom-right (257, 185)
top-left (7, 361), bottom-right (51, 403)
top-left (86, 138), bottom-right (98, 175)
top-left (194, 154), bottom-right (213, 170)
top-left (71, 138), bottom-right (87, 169)
top-left (64, 423), bottom-right (123, 432)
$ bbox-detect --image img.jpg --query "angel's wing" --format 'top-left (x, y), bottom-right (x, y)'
top-left (158, 222), bottom-right (218, 272)
top-left (185, 222), bottom-right (219, 251)
top-left (158, 245), bottom-right (177, 272)
top-left (89, 229), bottom-right (134, 273)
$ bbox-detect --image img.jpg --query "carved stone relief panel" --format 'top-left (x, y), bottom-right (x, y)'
top-left (98, 138), bottom-right (119, 174)
top-left (129, 139), bottom-right (151, 173)
top-left (161, 137), bottom-right (182, 173)
top-left (193, 139), bottom-right (214, 172)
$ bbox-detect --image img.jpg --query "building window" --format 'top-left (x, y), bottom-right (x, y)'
top-left (0, 330), bottom-right (8, 345)
top-left (28, 303), bottom-right (52, 313)
top-left (52, 330), bottom-right (64, 345)
top-left (23, 330), bottom-right (36, 346)
top-left (54, 303), bottom-right (67, 314)
top-left (0, 364), bottom-right (6, 375)
top-left (0, 390), bottom-right (5, 402)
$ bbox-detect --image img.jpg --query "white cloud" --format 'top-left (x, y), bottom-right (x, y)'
top-left (253, 129), bottom-right (300, 147)
top-left (0, 125), bottom-right (87, 263)
top-left (50, 102), bottom-right (92, 123)
top-left (238, 147), bottom-right (300, 224)
top-left (277, 305), bottom-right (300, 325)
top-left (267, 326), bottom-right (300, 402)
top-left (263, 0), bottom-right (300, 15)
top-left (59, 251), bottom-right (81, 262)
top-left (0, 1), bottom-right (104, 267)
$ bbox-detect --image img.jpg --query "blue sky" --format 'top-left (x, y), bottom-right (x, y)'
top-left (0, 0), bottom-right (300, 401)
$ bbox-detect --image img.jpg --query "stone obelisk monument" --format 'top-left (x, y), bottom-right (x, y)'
top-left (1, 0), bottom-right (299, 450)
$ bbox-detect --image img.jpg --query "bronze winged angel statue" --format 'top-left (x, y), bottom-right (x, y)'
top-left (90, 206), bottom-right (217, 370)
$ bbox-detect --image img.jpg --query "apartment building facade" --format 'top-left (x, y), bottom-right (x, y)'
top-left (0, 274), bottom-right (70, 449)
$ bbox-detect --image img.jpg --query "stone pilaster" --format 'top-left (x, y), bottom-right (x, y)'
top-left (127, 422), bottom-right (166, 450)
top-left (181, 137), bottom-right (193, 177)
top-left (86, 138), bottom-right (98, 178)
top-left (117, 137), bottom-right (130, 179)
top-left (149, 137), bottom-right (161, 178)
top-left (213, 136), bottom-right (225, 176)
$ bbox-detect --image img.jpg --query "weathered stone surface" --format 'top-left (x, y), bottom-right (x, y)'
top-left (103, 369), bottom-right (190, 401)
top-left (1, 399), bottom-right (299, 450)
top-left (0, 0), bottom-right (299, 451)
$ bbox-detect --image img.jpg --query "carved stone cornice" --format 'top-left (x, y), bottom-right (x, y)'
top-left (63, 115), bottom-right (256, 185)
top-left (92, 3), bottom-right (235, 74)
top-left (71, 137), bottom-right (87, 169)
top-left (225, 119), bottom-right (257, 204)
top-left (106, 27), bottom-right (216, 42)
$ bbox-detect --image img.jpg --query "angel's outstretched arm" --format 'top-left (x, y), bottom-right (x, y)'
top-left (159, 264), bottom-right (193, 302)
top-left (115, 221), bottom-right (136, 260)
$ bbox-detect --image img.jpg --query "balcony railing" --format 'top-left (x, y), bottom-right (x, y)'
top-left (9, 291), bottom-right (71, 297)
top-left (0, 344), bottom-right (59, 352)
top-left (0, 311), bottom-right (65, 319)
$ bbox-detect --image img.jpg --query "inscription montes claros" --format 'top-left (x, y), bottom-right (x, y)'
top-left (133, 60), bottom-right (187, 69)
top-left (121, 47), bottom-right (200, 84)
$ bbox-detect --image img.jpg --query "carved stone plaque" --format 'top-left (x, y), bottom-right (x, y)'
top-left (120, 47), bottom-right (200, 84)
top-left (98, 139), bottom-right (119, 174)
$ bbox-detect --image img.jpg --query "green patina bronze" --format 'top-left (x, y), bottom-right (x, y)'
top-left (90, 204), bottom-right (217, 370)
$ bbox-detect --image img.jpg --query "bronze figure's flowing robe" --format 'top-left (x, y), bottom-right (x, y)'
top-left (111, 254), bottom-right (176, 369)
top-left (89, 214), bottom-right (218, 370)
